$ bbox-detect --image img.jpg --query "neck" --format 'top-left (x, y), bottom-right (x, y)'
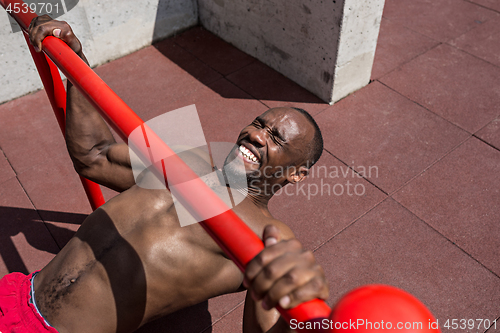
top-left (244, 179), bottom-right (288, 213)
top-left (246, 186), bottom-right (271, 211)
top-left (216, 168), bottom-right (282, 215)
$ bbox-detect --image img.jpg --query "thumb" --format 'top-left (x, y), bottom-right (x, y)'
top-left (52, 27), bottom-right (83, 55)
top-left (262, 225), bottom-right (280, 247)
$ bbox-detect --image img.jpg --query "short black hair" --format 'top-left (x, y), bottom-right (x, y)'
top-left (291, 107), bottom-right (323, 167)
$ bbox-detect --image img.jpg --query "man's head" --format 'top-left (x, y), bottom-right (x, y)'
top-left (223, 107), bottom-right (323, 192)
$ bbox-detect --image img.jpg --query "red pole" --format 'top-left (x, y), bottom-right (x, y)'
top-left (0, 0), bottom-right (105, 211)
top-left (22, 32), bottom-right (105, 210)
top-left (1, 0), bottom-right (331, 326)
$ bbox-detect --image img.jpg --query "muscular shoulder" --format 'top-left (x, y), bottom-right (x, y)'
top-left (174, 146), bottom-right (213, 175)
top-left (242, 212), bottom-right (295, 244)
top-left (134, 146), bottom-right (213, 189)
top-left (263, 218), bottom-right (295, 241)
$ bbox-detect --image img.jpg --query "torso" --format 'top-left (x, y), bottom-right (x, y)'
top-left (34, 171), bottom-right (287, 333)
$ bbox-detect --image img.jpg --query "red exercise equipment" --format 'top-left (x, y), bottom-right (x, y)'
top-left (330, 285), bottom-right (440, 332)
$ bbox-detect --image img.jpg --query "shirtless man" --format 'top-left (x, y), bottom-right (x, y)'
top-left (0, 16), bottom-right (328, 333)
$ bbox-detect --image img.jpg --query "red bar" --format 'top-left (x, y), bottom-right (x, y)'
top-left (22, 27), bottom-right (105, 210)
top-left (0, 0), bottom-right (104, 211)
top-left (1, 0), bottom-right (331, 326)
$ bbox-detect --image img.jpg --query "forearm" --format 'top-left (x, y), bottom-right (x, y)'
top-left (243, 226), bottom-right (329, 333)
top-left (243, 293), bottom-right (295, 333)
top-left (65, 51), bottom-right (116, 171)
top-left (29, 16), bottom-right (135, 190)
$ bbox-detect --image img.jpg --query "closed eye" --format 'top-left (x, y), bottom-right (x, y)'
top-left (252, 118), bottom-right (285, 145)
top-left (272, 128), bottom-right (285, 143)
top-left (251, 119), bottom-right (263, 129)
top-left (268, 128), bottom-right (285, 147)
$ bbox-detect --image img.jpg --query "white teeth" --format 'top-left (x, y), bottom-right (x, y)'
top-left (239, 145), bottom-right (259, 163)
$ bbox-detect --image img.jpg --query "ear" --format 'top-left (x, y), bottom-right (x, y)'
top-left (287, 166), bottom-right (309, 184)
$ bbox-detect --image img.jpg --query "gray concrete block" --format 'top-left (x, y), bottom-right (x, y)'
top-left (199, 0), bottom-right (384, 104)
top-left (332, 0), bottom-right (384, 102)
top-left (2, 0), bottom-right (383, 105)
top-left (0, 0), bottom-right (197, 104)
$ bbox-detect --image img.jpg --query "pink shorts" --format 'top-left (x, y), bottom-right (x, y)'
top-left (0, 272), bottom-right (59, 333)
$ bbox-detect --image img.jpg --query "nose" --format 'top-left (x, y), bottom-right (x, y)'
top-left (248, 127), bottom-right (267, 147)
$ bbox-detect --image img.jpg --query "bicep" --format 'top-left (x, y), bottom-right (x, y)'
top-left (80, 144), bottom-right (212, 193)
top-left (80, 142), bottom-right (135, 192)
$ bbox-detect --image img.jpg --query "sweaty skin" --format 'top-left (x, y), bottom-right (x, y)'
top-left (35, 178), bottom-right (286, 332)
top-left (28, 15), bottom-right (329, 333)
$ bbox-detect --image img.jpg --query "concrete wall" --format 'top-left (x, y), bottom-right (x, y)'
top-left (198, 0), bottom-right (384, 104)
top-left (1, 0), bottom-right (384, 105)
top-left (0, 0), bottom-right (198, 104)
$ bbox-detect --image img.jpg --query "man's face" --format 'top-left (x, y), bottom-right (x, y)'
top-left (223, 107), bottom-right (315, 184)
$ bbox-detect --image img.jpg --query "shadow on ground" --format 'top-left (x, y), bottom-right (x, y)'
top-left (0, 206), bottom-right (83, 274)
top-left (136, 300), bottom-right (213, 333)
top-left (0, 205), bottom-right (213, 332)
top-left (152, 21), bottom-right (326, 107)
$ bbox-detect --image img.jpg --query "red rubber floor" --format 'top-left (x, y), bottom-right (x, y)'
top-left (1, 0), bottom-right (500, 332)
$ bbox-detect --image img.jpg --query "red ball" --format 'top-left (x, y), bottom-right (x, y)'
top-left (329, 285), bottom-right (440, 332)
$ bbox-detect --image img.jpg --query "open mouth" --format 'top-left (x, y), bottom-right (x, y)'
top-left (239, 145), bottom-right (260, 164)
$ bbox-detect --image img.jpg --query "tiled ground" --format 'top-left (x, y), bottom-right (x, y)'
top-left (1, 0), bottom-right (499, 332)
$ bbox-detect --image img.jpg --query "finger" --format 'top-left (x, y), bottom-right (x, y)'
top-left (28, 14), bottom-right (52, 32)
top-left (244, 238), bottom-right (303, 286)
top-left (28, 18), bottom-right (80, 54)
top-left (262, 224), bottom-right (281, 247)
top-left (36, 14), bottom-right (54, 23)
top-left (30, 22), bottom-right (55, 52)
top-left (28, 15), bottom-right (53, 51)
top-left (56, 26), bottom-right (82, 54)
top-left (259, 251), bottom-right (319, 308)
top-left (250, 251), bottom-right (305, 301)
top-left (268, 274), bottom-right (329, 310)
top-left (28, 17), bottom-right (40, 50)
top-left (28, 16), bottom-right (38, 34)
